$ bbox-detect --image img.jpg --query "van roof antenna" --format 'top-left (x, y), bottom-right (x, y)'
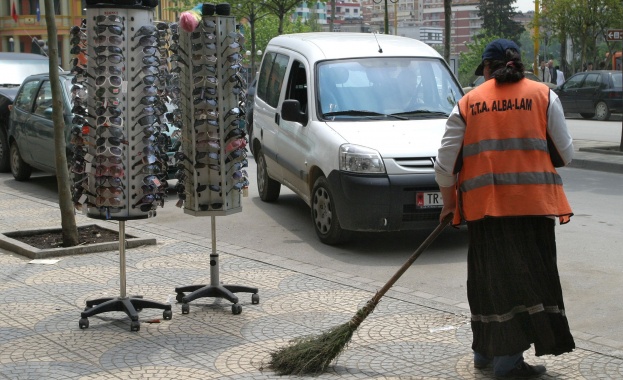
top-left (373, 31), bottom-right (383, 53)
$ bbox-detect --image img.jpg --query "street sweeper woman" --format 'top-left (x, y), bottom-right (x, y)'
top-left (435, 38), bottom-right (576, 378)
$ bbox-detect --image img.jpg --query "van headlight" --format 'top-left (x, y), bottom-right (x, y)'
top-left (339, 144), bottom-right (386, 174)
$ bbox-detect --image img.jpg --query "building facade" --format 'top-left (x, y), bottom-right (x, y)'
top-left (1, 0), bottom-right (177, 70)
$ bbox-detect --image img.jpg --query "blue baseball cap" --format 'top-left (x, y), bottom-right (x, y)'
top-left (475, 39), bottom-right (521, 76)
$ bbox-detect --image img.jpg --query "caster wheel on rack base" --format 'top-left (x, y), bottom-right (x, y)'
top-left (181, 303), bottom-right (190, 314)
top-left (251, 293), bottom-right (260, 304)
top-left (130, 321), bottom-right (140, 332)
top-left (79, 318), bottom-right (89, 329)
top-left (176, 293), bottom-right (184, 303)
top-left (163, 309), bottom-right (173, 320)
top-left (232, 303), bottom-right (242, 315)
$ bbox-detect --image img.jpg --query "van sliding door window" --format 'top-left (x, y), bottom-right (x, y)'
top-left (257, 52), bottom-right (289, 108)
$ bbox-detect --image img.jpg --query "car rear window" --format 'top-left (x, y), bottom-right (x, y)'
top-left (0, 60), bottom-right (50, 86)
top-left (613, 73), bottom-right (622, 89)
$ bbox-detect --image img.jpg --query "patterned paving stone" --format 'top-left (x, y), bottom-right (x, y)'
top-left (0, 190), bottom-right (621, 379)
top-left (0, 361), bottom-right (99, 380)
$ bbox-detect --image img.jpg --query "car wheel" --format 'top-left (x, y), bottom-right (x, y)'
top-left (0, 128), bottom-right (9, 172)
top-left (579, 113), bottom-right (595, 119)
top-left (256, 147), bottom-right (280, 202)
top-left (594, 101), bottom-right (610, 121)
top-left (311, 176), bottom-right (351, 245)
top-left (10, 142), bottom-right (32, 181)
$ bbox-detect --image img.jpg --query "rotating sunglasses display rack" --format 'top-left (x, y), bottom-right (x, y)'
top-left (73, 3), bottom-right (172, 332)
top-left (172, 10), bottom-right (258, 315)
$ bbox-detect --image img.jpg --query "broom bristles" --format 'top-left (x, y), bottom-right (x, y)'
top-left (268, 304), bottom-right (375, 375)
top-left (268, 321), bottom-right (356, 375)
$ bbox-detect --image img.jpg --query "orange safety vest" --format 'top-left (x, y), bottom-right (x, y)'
top-left (454, 78), bottom-right (573, 226)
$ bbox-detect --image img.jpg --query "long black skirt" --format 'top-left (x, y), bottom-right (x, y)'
top-left (467, 216), bottom-right (575, 358)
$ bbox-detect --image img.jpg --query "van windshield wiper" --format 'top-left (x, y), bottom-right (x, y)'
top-left (323, 110), bottom-right (407, 120)
top-left (390, 110), bottom-right (449, 118)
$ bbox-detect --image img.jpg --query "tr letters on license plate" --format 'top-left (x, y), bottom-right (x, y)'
top-left (416, 192), bottom-right (443, 209)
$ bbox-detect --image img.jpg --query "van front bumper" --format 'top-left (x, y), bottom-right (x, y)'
top-left (326, 170), bottom-right (441, 232)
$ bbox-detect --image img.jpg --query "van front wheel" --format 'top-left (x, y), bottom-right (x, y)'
top-left (311, 177), bottom-right (351, 245)
top-left (257, 148), bottom-right (281, 202)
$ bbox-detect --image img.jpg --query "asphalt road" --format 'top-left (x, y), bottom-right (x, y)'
top-left (1, 115), bottom-right (622, 347)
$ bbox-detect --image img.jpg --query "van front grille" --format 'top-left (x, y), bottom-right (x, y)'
top-left (394, 157), bottom-right (435, 170)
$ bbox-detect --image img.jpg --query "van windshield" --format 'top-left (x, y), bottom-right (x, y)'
top-left (317, 57), bottom-right (462, 120)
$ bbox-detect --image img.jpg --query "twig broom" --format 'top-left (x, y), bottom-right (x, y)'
top-left (268, 214), bottom-right (453, 375)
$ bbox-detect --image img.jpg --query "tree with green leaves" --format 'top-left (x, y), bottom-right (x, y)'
top-left (541, 0), bottom-right (623, 72)
top-left (236, 0), bottom-right (271, 77)
top-left (263, 0), bottom-right (304, 35)
top-left (458, 32), bottom-right (502, 86)
top-left (477, 0), bottom-right (525, 43)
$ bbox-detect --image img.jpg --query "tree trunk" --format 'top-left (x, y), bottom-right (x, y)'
top-left (44, 0), bottom-right (79, 246)
top-left (443, 0), bottom-right (451, 63)
top-left (329, 0), bottom-right (335, 32)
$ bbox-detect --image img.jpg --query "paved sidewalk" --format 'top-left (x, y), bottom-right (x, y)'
top-left (0, 141), bottom-right (622, 379)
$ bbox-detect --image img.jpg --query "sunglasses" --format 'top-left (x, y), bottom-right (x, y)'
top-left (94, 175), bottom-right (123, 187)
top-left (96, 145), bottom-right (124, 156)
top-left (134, 164), bottom-right (164, 176)
top-left (130, 75), bottom-right (160, 91)
top-left (131, 154), bottom-right (160, 169)
top-left (197, 203), bottom-right (223, 211)
top-left (96, 75), bottom-right (123, 87)
top-left (95, 97), bottom-right (122, 108)
top-left (95, 86), bottom-right (121, 97)
top-left (94, 65), bottom-right (124, 76)
top-left (95, 196), bottom-right (124, 207)
top-left (96, 186), bottom-right (125, 197)
top-left (96, 135), bottom-right (128, 146)
top-left (96, 54), bottom-right (124, 65)
top-left (94, 35), bottom-right (124, 45)
top-left (134, 25), bottom-right (158, 38)
top-left (96, 116), bottom-right (123, 127)
top-left (131, 35), bottom-right (159, 50)
top-left (95, 15), bottom-right (124, 24)
top-left (94, 24), bottom-right (124, 35)
top-left (192, 42), bottom-right (216, 52)
top-left (131, 65), bottom-right (159, 80)
top-left (93, 155), bottom-right (124, 165)
top-left (95, 106), bottom-right (123, 117)
top-left (94, 45), bottom-right (123, 55)
top-left (95, 165), bottom-right (125, 177)
top-left (193, 118), bottom-right (218, 128)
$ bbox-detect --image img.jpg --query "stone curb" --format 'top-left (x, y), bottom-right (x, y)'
top-left (0, 224), bottom-right (157, 259)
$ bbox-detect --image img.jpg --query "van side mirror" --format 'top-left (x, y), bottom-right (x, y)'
top-left (281, 100), bottom-right (308, 126)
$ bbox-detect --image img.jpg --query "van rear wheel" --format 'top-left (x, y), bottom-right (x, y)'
top-left (311, 177), bottom-right (351, 245)
top-left (256, 147), bottom-right (280, 202)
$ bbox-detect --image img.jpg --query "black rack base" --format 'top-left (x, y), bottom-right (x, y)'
top-left (79, 295), bottom-right (173, 331)
top-left (175, 284), bottom-right (259, 315)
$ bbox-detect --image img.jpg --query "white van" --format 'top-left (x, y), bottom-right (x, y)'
top-left (251, 33), bottom-right (463, 244)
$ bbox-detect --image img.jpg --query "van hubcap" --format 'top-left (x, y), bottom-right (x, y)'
top-left (313, 188), bottom-right (332, 233)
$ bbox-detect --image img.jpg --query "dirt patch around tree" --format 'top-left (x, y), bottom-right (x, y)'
top-left (9, 225), bottom-right (120, 249)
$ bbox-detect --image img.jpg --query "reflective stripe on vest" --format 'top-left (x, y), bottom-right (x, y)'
top-left (462, 138), bottom-right (549, 157)
top-left (460, 171), bottom-right (563, 192)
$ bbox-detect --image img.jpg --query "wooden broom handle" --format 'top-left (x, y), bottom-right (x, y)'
top-left (371, 214), bottom-right (453, 305)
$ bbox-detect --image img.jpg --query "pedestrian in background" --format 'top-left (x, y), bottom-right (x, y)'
top-left (555, 65), bottom-right (565, 86)
top-left (435, 39), bottom-right (576, 378)
top-left (548, 59), bottom-right (558, 84)
top-left (539, 60), bottom-right (551, 83)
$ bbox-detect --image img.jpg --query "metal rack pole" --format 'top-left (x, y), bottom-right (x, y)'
top-left (119, 220), bottom-right (126, 298)
top-left (210, 216), bottom-right (219, 286)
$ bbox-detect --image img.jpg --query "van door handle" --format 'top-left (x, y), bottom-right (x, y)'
top-left (275, 113), bottom-right (280, 125)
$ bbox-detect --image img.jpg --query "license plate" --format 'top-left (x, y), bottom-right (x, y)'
top-left (416, 191), bottom-right (443, 209)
